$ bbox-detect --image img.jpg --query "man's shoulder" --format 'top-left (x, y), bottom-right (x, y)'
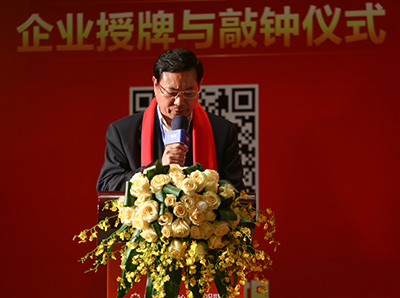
top-left (206, 112), bottom-right (235, 128)
top-left (110, 112), bottom-right (145, 128)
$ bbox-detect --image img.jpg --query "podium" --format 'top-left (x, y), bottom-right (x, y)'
top-left (98, 191), bottom-right (256, 298)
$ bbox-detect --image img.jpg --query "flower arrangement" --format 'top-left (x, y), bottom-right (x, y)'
top-left (75, 161), bottom-right (278, 298)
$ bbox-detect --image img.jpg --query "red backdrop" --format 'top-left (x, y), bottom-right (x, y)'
top-left (1, 0), bottom-right (399, 297)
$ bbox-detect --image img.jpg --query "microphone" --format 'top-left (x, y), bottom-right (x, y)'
top-left (164, 115), bottom-right (191, 147)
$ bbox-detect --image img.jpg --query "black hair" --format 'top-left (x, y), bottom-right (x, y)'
top-left (153, 48), bottom-right (203, 85)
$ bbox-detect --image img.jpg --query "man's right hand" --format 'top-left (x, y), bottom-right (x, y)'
top-left (161, 143), bottom-right (188, 166)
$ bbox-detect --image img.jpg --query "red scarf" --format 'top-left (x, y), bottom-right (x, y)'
top-left (141, 98), bottom-right (217, 170)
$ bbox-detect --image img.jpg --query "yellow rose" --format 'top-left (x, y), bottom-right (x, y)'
top-left (195, 242), bottom-right (207, 259)
top-left (168, 239), bottom-right (185, 259)
top-left (119, 206), bottom-right (136, 226)
top-left (161, 225), bottom-right (172, 238)
top-left (140, 228), bottom-right (158, 243)
top-left (219, 183), bottom-right (235, 198)
top-left (164, 194), bottom-right (177, 207)
top-left (180, 177), bottom-right (198, 195)
top-left (190, 225), bottom-right (204, 239)
top-left (169, 164), bottom-right (183, 172)
top-left (205, 210), bottom-right (217, 222)
top-left (117, 196), bottom-right (124, 209)
top-left (190, 170), bottom-right (207, 192)
top-left (138, 200), bottom-right (159, 223)
top-left (134, 194), bottom-right (150, 206)
top-left (173, 202), bottom-right (188, 218)
top-left (208, 235), bottom-right (225, 249)
top-left (213, 221), bottom-right (231, 237)
top-left (171, 218), bottom-right (190, 238)
top-left (130, 173), bottom-right (152, 197)
top-left (203, 191), bottom-right (221, 210)
top-left (189, 208), bottom-right (205, 226)
top-left (131, 216), bottom-right (150, 230)
top-left (150, 174), bottom-right (171, 193)
top-left (169, 169), bottom-right (186, 188)
top-left (199, 221), bottom-right (214, 240)
top-left (204, 169), bottom-right (219, 183)
top-left (204, 181), bottom-right (219, 193)
top-left (158, 211), bottom-right (173, 226)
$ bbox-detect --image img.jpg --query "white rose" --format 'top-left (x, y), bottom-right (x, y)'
top-left (181, 194), bottom-right (199, 211)
top-left (196, 200), bottom-right (210, 213)
top-left (190, 170), bottom-right (207, 192)
top-left (180, 177), bottom-right (198, 195)
top-left (150, 174), bottom-right (171, 193)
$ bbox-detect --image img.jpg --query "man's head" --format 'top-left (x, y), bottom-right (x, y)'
top-left (152, 48), bottom-right (203, 125)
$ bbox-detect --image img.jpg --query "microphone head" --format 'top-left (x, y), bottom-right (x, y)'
top-left (171, 115), bottom-right (189, 130)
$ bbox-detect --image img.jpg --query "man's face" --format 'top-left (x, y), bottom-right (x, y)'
top-left (153, 68), bottom-right (200, 126)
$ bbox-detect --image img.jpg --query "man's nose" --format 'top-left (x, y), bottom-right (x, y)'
top-left (173, 93), bottom-right (185, 105)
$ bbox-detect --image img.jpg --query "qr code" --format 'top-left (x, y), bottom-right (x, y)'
top-left (130, 85), bottom-right (258, 193)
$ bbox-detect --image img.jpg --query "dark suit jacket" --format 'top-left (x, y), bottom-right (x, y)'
top-left (96, 110), bottom-right (245, 191)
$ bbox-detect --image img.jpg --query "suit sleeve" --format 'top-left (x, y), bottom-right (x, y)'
top-left (96, 122), bottom-right (151, 191)
top-left (220, 122), bottom-right (246, 191)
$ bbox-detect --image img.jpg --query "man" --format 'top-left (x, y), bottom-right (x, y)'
top-left (97, 48), bottom-right (244, 191)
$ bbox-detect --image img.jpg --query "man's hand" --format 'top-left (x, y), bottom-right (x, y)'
top-left (162, 143), bottom-right (188, 166)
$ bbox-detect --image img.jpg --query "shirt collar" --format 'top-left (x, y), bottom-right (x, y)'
top-left (156, 104), bottom-right (192, 133)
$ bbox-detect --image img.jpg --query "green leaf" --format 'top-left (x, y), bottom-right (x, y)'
top-left (145, 271), bottom-right (156, 298)
top-left (163, 184), bottom-right (181, 197)
top-left (155, 191), bottom-right (165, 203)
top-left (219, 196), bottom-right (233, 209)
top-left (159, 202), bottom-right (165, 216)
top-left (217, 208), bottom-right (238, 221)
top-left (151, 222), bottom-right (162, 238)
top-left (164, 265), bottom-right (182, 298)
top-left (239, 215), bottom-right (253, 223)
top-left (146, 160), bottom-right (170, 180)
top-left (117, 230), bottom-right (141, 298)
top-left (214, 272), bottom-right (229, 298)
top-left (123, 181), bottom-right (134, 207)
top-left (183, 163), bottom-right (204, 175)
top-left (185, 264), bottom-right (205, 298)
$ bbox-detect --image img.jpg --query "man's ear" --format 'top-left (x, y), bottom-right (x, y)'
top-left (152, 76), bottom-right (157, 86)
top-left (199, 78), bottom-right (203, 88)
